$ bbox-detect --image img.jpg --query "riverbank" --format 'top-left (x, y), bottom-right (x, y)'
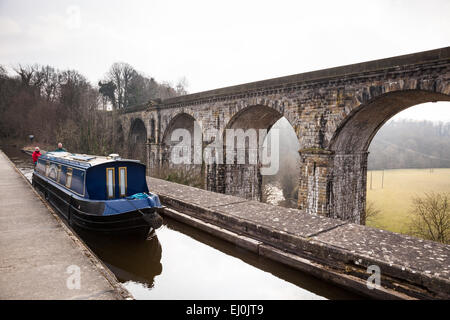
top-left (367, 168), bottom-right (450, 234)
top-left (0, 149), bottom-right (131, 300)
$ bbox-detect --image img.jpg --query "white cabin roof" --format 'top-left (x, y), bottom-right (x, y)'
top-left (45, 152), bottom-right (139, 167)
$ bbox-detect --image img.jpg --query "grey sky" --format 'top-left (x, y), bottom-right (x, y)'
top-left (1, 0), bottom-right (449, 120)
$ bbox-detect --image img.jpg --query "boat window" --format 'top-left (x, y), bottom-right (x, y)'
top-left (119, 167), bottom-right (127, 197)
top-left (57, 165), bottom-right (62, 183)
top-left (48, 164), bottom-right (58, 181)
top-left (45, 161), bottom-right (50, 177)
top-left (66, 168), bottom-right (73, 188)
top-left (106, 168), bottom-right (115, 199)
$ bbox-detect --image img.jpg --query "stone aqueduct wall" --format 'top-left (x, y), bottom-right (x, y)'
top-left (119, 47), bottom-right (450, 224)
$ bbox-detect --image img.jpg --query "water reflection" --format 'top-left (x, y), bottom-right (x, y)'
top-left (164, 218), bottom-right (340, 298)
top-left (73, 219), bottom-right (358, 300)
top-left (75, 228), bottom-right (162, 287)
top-left (127, 217), bottom-right (359, 300)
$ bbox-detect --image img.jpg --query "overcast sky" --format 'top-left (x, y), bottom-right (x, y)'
top-left (1, 0), bottom-right (449, 120)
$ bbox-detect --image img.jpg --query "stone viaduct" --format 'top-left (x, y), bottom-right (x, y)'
top-left (117, 47), bottom-right (450, 224)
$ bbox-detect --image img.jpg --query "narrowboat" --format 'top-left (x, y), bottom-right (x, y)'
top-left (32, 151), bottom-right (163, 238)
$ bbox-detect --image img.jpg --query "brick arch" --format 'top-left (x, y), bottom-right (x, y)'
top-left (323, 87), bottom-right (450, 224)
top-left (328, 88), bottom-right (450, 153)
top-left (129, 117), bottom-right (147, 141)
top-left (161, 111), bottom-right (201, 145)
top-left (226, 105), bottom-right (281, 131)
top-left (216, 103), bottom-right (291, 201)
top-left (159, 112), bottom-right (203, 171)
top-left (222, 98), bottom-right (297, 140)
top-left (114, 120), bottom-right (125, 154)
top-left (128, 117), bottom-right (148, 163)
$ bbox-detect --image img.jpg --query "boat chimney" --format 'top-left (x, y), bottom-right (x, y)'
top-left (108, 153), bottom-right (121, 160)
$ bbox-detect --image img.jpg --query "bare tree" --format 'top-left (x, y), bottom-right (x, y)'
top-left (38, 65), bottom-right (59, 102)
top-left (58, 69), bottom-right (90, 113)
top-left (154, 81), bottom-right (174, 100)
top-left (0, 65), bottom-right (7, 78)
top-left (13, 64), bottom-right (46, 99)
top-left (14, 64), bottom-right (37, 87)
top-left (101, 62), bottom-right (189, 108)
top-left (128, 72), bottom-right (159, 106)
top-left (175, 76), bottom-right (189, 96)
top-left (409, 192), bottom-right (450, 244)
top-left (364, 201), bottom-right (381, 225)
top-left (104, 62), bottom-right (136, 109)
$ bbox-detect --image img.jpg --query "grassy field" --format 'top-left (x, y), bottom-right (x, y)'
top-left (366, 168), bottom-right (450, 234)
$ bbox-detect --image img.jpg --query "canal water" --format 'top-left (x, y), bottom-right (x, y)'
top-left (2, 146), bottom-right (361, 300)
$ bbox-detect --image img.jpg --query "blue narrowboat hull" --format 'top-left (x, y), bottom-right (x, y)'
top-left (32, 172), bottom-right (163, 238)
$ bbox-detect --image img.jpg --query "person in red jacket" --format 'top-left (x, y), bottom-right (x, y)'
top-left (32, 147), bottom-right (42, 166)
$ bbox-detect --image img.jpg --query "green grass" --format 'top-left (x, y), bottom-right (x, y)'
top-left (366, 168), bottom-right (450, 234)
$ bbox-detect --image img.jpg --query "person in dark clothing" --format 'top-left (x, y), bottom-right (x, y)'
top-left (54, 142), bottom-right (67, 152)
top-left (32, 147), bottom-right (42, 166)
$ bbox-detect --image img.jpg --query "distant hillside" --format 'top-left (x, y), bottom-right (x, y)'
top-left (368, 120), bottom-right (450, 170)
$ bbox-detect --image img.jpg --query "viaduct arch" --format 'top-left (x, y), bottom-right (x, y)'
top-left (128, 118), bottom-right (147, 164)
